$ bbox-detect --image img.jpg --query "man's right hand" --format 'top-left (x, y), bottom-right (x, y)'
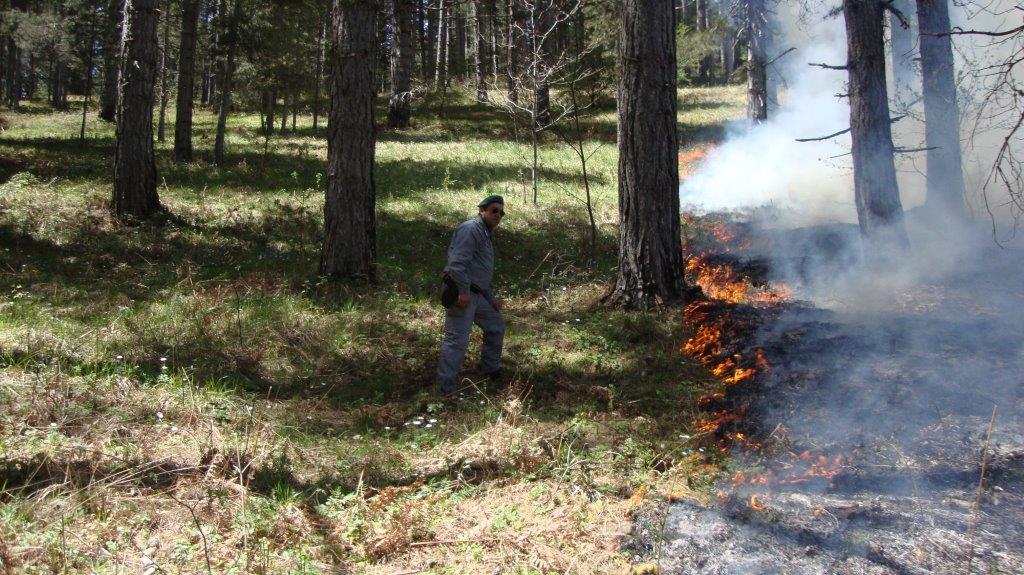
top-left (457, 293), bottom-right (471, 309)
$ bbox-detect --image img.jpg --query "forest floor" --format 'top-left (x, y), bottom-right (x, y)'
top-left (0, 85), bottom-right (746, 574)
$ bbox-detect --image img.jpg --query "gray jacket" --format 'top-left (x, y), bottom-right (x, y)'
top-left (444, 216), bottom-right (495, 301)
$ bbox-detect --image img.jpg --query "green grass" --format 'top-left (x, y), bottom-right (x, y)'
top-left (0, 84), bottom-right (745, 574)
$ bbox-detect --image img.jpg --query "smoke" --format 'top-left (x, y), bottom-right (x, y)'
top-left (680, 0), bottom-right (1023, 235)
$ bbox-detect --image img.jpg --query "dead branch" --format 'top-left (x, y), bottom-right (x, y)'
top-left (809, 62), bottom-right (849, 70)
top-left (882, 0), bottom-right (910, 29)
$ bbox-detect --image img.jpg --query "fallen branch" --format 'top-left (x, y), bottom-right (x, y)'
top-left (409, 538), bottom-right (498, 548)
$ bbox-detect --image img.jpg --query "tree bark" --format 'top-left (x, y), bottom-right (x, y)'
top-left (213, 0), bottom-right (241, 165)
top-left (112, 0), bottom-right (162, 219)
top-left (609, 0), bottom-right (687, 308)
top-left (388, 0), bottom-right (415, 127)
top-left (916, 0), bottom-right (965, 217)
top-left (321, 0), bottom-right (378, 282)
top-left (746, 0), bottom-right (767, 122)
top-left (100, 0), bottom-right (124, 121)
top-left (889, 0), bottom-right (917, 104)
top-left (844, 0), bottom-right (908, 244)
top-left (314, 11), bottom-right (326, 129)
top-left (173, 0), bottom-right (200, 161)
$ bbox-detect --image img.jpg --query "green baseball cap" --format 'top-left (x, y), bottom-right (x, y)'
top-left (478, 194), bottom-right (505, 208)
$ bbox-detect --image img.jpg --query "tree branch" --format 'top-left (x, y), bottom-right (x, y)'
top-left (882, 0), bottom-right (910, 29)
top-left (809, 62), bottom-right (848, 70)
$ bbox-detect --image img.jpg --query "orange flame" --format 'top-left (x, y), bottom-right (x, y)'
top-left (749, 494), bottom-right (767, 512)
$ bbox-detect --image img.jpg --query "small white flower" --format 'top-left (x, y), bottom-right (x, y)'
top-left (159, 357), bottom-right (167, 362)
top-left (412, 420), bottom-right (422, 426)
top-left (425, 424), bottom-right (433, 429)
top-left (115, 355), bottom-right (123, 361)
top-left (384, 426), bottom-right (391, 431)
top-left (353, 435), bottom-right (362, 440)
top-left (169, 426), bottom-right (179, 433)
top-left (49, 422), bottom-right (57, 428)
top-left (428, 419), bottom-right (437, 424)
top-left (156, 411), bottom-right (164, 420)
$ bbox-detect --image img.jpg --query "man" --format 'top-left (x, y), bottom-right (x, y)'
top-left (436, 195), bottom-right (506, 396)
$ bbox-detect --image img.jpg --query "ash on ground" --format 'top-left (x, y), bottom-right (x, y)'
top-left (661, 223), bottom-right (1024, 574)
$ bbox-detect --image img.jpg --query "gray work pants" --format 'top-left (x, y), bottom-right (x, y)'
top-left (436, 293), bottom-right (504, 395)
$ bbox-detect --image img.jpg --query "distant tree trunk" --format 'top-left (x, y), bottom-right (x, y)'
top-left (112, 0), bottom-right (162, 219)
top-left (505, 0), bottom-right (518, 104)
top-left (313, 12), bottom-right (326, 129)
top-left (533, 4), bottom-right (552, 127)
top-left (213, 0), bottom-right (241, 165)
top-left (173, 0), bottom-right (199, 161)
top-left (6, 39), bottom-right (21, 109)
top-left (471, 0), bottom-right (488, 102)
top-left (424, 0), bottom-right (437, 79)
top-left (889, 0), bottom-right (916, 104)
top-left (488, 0), bottom-right (499, 84)
top-left (843, 0), bottom-right (908, 244)
top-left (80, 37), bottom-right (96, 140)
top-left (156, 7), bottom-right (171, 142)
top-left (322, 0), bottom-right (378, 282)
top-left (452, 4), bottom-right (466, 79)
top-left (746, 0), bottom-right (767, 122)
top-left (434, 0), bottom-right (448, 89)
top-left (100, 0), bottom-right (124, 121)
top-left (696, 0), bottom-right (712, 82)
top-left (917, 0), bottom-right (965, 217)
top-left (608, 0), bottom-right (687, 308)
top-left (388, 0), bottom-right (415, 127)
top-left (721, 25), bottom-right (736, 81)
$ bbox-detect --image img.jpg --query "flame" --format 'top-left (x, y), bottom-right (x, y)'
top-left (679, 147), bottom-right (711, 179)
top-left (749, 494), bottom-right (767, 512)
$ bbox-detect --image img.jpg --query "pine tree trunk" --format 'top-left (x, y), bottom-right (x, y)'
top-left (80, 40), bottom-right (95, 140)
top-left (213, 0), bottom-right (240, 165)
top-left (314, 11), bottom-right (326, 129)
top-left (609, 0), bottom-right (687, 308)
top-left (424, 0), bottom-right (437, 79)
top-left (746, 0), bottom-right (767, 122)
top-left (889, 0), bottom-right (917, 104)
top-left (696, 0), bottom-right (712, 82)
top-left (112, 0), bottom-right (162, 219)
top-left (532, 4), bottom-right (551, 127)
top-left (156, 8), bottom-right (170, 143)
top-left (388, 0), bottom-right (415, 127)
top-left (916, 0), bottom-right (965, 217)
top-left (322, 0), bottom-right (378, 282)
top-left (6, 39), bottom-right (20, 109)
top-left (471, 0), bottom-right (488, 102)
top-left (721, 25), bottom-right (736, 81)
top-left (100, 0), bottom-right (123, 121)
top-left (505, 0), bottom-right (518, 104)
top-left (434, 0), bottom-right (448, 88)
top-left (844, 0), bottom-right (908, 244)
top-left (173, 0), bottom-right (199, 161)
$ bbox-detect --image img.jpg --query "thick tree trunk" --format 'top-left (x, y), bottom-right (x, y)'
top-left (213, 0), bottom-right (240, 165)
top-left (746, 0), bottom-right (767, 122)
top-left (388, 0), bottom-right (415, 127)
top-left (917, 0), bottom-right (965, 217)
top-left (889, 0), bottom-right (917, 104)
top-left (100, 0), bottom-right (124, 121)
top-left (322, 0), bottom-right (377, 282)
top-left (112, 0), bottom-right (162, 219)
top-left (173, 0), bottom-right (199, 161)
top-left (471, 0), bottom-right (488, 102)
top-left (6, 39), bottom-right (20, 109)
top-left (156, 8), bottom-right (170, 143)
top-left (609, 0), bottom-right (687, 308)
top-left (844, 0), bottom-right (908, 244)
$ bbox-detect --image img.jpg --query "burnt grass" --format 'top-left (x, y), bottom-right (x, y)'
top-left (655, 218), bottom-right (1024, 575)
